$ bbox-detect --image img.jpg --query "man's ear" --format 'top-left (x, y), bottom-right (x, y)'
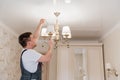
top-left (27, 41), bottom-right (31, 46)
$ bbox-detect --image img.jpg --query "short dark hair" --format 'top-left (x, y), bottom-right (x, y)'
top-left (18, 32), bottom-right (32, 48)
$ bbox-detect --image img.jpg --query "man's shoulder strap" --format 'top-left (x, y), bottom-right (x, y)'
top-left (21, 49), bottom-right (27, 55)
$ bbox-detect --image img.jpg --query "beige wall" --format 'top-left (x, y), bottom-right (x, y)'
top-left (102, 23), bottom-right (120, 79)
top-left (0, 22), bottom-right (21, 80)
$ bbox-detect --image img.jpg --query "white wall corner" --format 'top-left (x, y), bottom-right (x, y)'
top-left (0, 21), bottom-right (18, 37)
top-left (100, 22), bottom-right (120, 41)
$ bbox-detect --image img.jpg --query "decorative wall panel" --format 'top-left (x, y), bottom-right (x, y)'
top-left (0, 23), bottom-right (21, 80)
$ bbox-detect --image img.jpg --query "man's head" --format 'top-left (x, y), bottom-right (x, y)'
top-left (18, 32), bottom-right (36, 48)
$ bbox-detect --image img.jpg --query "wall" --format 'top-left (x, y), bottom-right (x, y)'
top-left (102, 23), bottom-right (120, 80)
top-left (0, 22), bottom-right (22, 80)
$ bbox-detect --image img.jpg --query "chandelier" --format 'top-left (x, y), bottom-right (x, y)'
top-left (40, 12), bottom-right (72, 48)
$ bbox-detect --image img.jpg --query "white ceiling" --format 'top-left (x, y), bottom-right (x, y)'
top-left (0, 0), bottom-right (120, 40)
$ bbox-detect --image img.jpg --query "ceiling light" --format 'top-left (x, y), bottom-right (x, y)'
top-left (40, 12), bottom-right (72, 48)
top-left (65, 0), bottom-right (71, 4)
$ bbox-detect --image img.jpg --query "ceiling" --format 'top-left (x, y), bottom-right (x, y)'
top-left (0, 0), bottom-right (120, 40)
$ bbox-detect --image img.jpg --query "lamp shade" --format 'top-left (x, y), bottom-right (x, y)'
top-left (62, 26), bottom-right (71, 38)
top-left (41, 28), bottom-right (48, 37)
top-left (106, 63), bottom-right (112, 70)
top-left (47, 25), bottom-right (55, 34)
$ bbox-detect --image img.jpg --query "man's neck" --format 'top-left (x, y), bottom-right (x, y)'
top-left (24, 46), bottom-right (33, 49)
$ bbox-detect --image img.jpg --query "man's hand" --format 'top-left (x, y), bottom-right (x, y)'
top-left (40, 19), bottom-right (45, 25)
top-left (48, 39), bottom-right (53, 48)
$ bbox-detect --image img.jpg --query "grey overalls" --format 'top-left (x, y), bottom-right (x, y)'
top-left (20, 49), bottom-right (42, 80)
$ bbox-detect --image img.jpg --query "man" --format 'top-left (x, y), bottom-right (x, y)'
top-left (18, 19), bottom-right (53, 80)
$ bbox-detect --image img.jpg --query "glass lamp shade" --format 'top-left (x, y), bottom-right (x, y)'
top-left (62, 26), bottom-right (72, 38)
top-left (41, 28), bottom-right (48, 37)
top-left (47, 25), bottom-right (55, 36)
top-left (106, 63), bottom-right (112, 70)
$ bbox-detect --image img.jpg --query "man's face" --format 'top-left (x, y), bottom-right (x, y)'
top-left (29, 34), bottom-right (37, 48)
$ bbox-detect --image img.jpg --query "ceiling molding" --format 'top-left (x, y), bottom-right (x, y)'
top-left (0, 21), bottom-right (18, 37)
top-left (100, 22), bottom-right (120, 41)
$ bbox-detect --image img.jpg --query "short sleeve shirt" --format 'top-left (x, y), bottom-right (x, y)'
top-left (22, 49), bottom-right (42, 73)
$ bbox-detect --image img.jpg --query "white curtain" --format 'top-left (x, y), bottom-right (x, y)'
top-left (57, 46), bottom-right (87, 80)
top-left (57, 46), bottom-right (79, 80)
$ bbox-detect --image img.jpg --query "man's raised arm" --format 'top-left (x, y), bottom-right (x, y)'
top-left (33, 19), bottom-right (45, 42)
